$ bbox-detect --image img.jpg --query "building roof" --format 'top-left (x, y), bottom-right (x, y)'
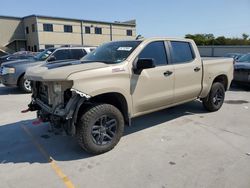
top-left (0, 14), bottom-right (136, 26)
top-left (0, 15), bottom-right (22, 20)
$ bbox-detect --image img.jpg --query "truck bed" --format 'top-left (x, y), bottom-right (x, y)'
top-left (199, 57), bottom-right (234, 98)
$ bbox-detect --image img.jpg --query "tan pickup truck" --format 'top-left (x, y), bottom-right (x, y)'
top-left (25, 38), bottom-right (234, 154)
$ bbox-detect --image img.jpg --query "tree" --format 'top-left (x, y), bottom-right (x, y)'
top-left (242, 33), bottom-right (249, 40)
top-left (185, 33), bottom-right (250, 45)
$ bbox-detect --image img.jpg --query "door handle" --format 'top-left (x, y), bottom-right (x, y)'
top-left (163, 70), bottom-right (173, 77)
top-left (194, 67), bottom-right (201, 72)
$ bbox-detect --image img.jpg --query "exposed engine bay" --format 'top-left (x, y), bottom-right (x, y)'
top-left (28, 81), bottom-right (89, 135)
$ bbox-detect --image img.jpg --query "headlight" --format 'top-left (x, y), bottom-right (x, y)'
top-left (53, 83), bottom-right (62, 93)
top-left (2, 67), bottom-right (15, 75)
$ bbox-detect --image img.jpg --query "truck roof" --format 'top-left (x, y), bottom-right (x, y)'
top-left (113, 37), bottom-right (195, 43)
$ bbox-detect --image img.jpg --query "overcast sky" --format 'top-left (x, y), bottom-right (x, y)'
top-left (0, 0), bottom-right (249, 38)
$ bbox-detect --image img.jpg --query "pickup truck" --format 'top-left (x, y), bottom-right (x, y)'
top-left (25, 38), bottom-right (234, 154)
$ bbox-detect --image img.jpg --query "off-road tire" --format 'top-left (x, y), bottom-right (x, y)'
top-left (19, 76), bottom-right (32, 93)
top-left (76, 103), bottom-right (124, 154)
top-left (202, 82), bottom-right (225, 112)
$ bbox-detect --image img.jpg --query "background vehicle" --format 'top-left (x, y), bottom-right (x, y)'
top-left (225, 53), bottom-right (243, 60)
top-left (0, 51), bottom-right (36, 66)
top-left (0, 47), bottom-right (95, 92)
top-left (235, 53), bottom-right (250, 63)
top-left (233, 53), bottom-right (250, 85)
top-left (25, 38), bottom-right (234, 154)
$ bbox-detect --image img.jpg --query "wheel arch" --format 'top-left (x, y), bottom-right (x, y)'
top-left (212, 74), bottom-right (228, 91)
top-left (17, 72), bottom-right (25, 86)
top-left (77, 92), bottom-right (130, 126)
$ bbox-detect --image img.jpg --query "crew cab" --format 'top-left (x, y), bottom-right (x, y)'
top-left (25, 38), bottom-right (234, 154)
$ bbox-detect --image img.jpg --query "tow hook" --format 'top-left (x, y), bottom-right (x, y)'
top-left (21, 108), bottom-right (30, 113)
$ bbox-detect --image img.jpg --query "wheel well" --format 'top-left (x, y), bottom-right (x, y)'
top-left (78, 92), bottom-right (129, 125)
top-left (17, 73), bottom-right (25, 86)
top-left (213, 75), bottom-right (228, 90)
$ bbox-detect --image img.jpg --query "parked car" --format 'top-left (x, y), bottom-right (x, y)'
top-left (234, 53), bottom-right (250, 85)
top-left (235, 53), bottom-right (250, 63)
top-left (0, 47), bottom-right (95, 92)
top-left (0, 51), bottom-right (36, 66)
top-left (25, 38), bottom-right (234, 154)
top-left (225, 53), bottom-right (243, 61)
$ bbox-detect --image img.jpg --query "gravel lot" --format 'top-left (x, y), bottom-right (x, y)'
top-left (0, 84), bottom-right (249, 188)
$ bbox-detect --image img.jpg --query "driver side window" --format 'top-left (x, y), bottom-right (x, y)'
top-left (138, 41), bottom-right (168, 66)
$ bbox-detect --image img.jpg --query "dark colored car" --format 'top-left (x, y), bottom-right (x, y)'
top-left (225, 53), bottom-right (243, 61)
top-left (234, 53), bottom-right (250, 85)
top-left (0, 47), bottom-right (94, 92)
top-left (0, 51), bottom-right (36, 66)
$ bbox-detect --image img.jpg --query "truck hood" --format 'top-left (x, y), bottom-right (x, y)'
top-left (1, 59), bottom-right (36, 67)
top-left (25, 60), bottom-right (109, 81)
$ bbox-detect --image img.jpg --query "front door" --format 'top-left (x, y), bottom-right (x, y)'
top-left (131, 41), bottom-right (175, 116)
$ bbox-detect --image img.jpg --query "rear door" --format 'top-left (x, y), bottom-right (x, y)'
top-left (131, 41), bottom-right (175, 115)
top-left (71, 49), bottom-right (87, 60)
top-left (169, 41), bottom-right (202, 102)
top-left (52, 49), bottom-right (71, 61)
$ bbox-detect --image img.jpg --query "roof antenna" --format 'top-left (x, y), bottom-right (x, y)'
top-left (136, 35), bottom-right (143, 40)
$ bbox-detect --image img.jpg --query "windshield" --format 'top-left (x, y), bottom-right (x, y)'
top-left (34, 49), bottom-right (55, 61)
top-left (237, 54), bottom-right (250, 62)
top-left (81, 41), bottom-right (141, 64)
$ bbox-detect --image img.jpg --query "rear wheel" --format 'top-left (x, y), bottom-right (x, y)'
top-left (76, 103), bottom-right (124, 154)
top-left (19, 76), bottom-right (32, 93)
top-left (202, 82), bottom-right (225, 112)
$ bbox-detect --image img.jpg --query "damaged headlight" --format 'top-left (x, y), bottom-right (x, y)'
top-left (71, 88), bottom-right (91, 99)
top-left (53, 82), bottom-right (62, 93)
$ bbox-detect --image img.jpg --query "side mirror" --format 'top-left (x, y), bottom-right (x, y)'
top-left (47, 55), bottom-right (56, 62)
top-left (133, 58), bottom-right (155, 74)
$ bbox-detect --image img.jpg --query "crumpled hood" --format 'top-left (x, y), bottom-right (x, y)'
top-left (234, 62), bottom-right (250, 70)
top-left (25, 60), bottom-right (109, 81)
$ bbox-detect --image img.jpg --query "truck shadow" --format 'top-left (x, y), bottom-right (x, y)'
top-left (0, 100), bottom-right (206, 164)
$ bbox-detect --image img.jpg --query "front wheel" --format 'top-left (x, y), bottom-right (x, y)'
top-left (202, 82), bottom-right (225, 112)
top-left (19, 76), bottom-right (32, 93)
top-left (76, 104), bottom-right (124, 154)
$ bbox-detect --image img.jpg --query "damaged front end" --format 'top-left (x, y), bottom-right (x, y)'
top-left (27, 81), bottom-right (90, 135)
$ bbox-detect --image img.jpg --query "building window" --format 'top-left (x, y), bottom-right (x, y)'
top-left (45, 44), bottom-right (55, 49)
top-left (126, 30), bottom-right (132, 36)
top-left (26, 26), bottom-right (29, 34)
top-left (27, 46), bottom-right (31, 51)
top-left (85, 26), bottom-right (91, 34)
top-left (32, 24), bottom-right (35, 32)
top-left (43, 24), bottom-right (53, 32)
top-left (64, 25), bottom-right (73, 33)
top-left (95, 27), bottom-right (102, 34)
top-left (34, 45), bottom-right (37, 52)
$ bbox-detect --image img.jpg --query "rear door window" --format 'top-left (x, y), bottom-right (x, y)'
top-left (71, 49), bottom-right (87, 59)
top-left (170, 41), bottom-right (194, 64)
top-left (52, 49), bottom-right (71, 61)
top-left (138, 41), bottom-right (168, 66)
